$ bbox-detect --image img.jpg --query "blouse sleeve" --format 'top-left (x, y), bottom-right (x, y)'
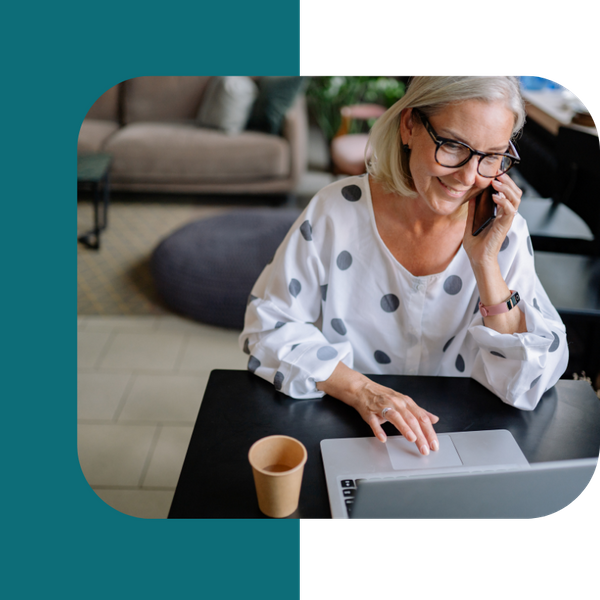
top-left (239, 203), bottom-right (353, 399)
top-left (467, 218), bottom-right (569, 410)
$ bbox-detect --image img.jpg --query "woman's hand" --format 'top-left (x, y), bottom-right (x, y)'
top-left (316, 362), bottom-right (439, 455)
top-left (462, 173), bottom-right (523, 268)
top-left (351, 378), bottom-right (440, 455)
top-left (462, 172), bottom-right (527, 334)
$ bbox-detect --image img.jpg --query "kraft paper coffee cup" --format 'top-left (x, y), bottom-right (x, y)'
top-left (248, 435), bottom-right (307, 518)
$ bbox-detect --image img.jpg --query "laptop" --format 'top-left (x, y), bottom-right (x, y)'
top-left (320, 430), bottom-right (597, 518)
top-left (349, 458), bottom-right (597, 518)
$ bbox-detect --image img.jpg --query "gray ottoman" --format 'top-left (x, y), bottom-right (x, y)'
top-left (151, 207), bottom-right (301, 329)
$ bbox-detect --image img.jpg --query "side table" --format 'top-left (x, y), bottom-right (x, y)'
top-left (77, 153), bottom-right (112, 250)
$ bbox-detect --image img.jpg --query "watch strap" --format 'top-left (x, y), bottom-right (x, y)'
top-left (479, 290), bottom-right (520, 317)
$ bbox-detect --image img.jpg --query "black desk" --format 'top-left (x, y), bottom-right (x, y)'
top-left (168, 370), bottom-right (600, 519)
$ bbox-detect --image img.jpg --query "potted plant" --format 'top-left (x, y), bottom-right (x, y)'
top-left (306, 76), bottom-right (407, 143)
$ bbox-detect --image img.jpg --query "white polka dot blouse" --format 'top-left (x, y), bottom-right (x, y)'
top-left (239, 175), bottom-right (569, 410)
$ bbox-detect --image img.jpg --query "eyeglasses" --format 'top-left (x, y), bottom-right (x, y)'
top-left (413, 109), bottom-right (520, 178)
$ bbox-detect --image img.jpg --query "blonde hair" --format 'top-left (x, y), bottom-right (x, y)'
top-left (367, 76), bottom-right (526, 197)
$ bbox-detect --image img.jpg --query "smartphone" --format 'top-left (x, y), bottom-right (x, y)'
top-left (472, 183), bottom-right (497, 236)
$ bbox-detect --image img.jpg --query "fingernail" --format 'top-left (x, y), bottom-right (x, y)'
top-left (406, 432), bottom-right (417, 442)
top-left (493, 179), bottom-right (503, 185)
top-left (431, 440), bottom-right (439, 452)
top-left (378, 434), bottom-right (387, 443)
top-left (420, 444), bottom-right (430, 456)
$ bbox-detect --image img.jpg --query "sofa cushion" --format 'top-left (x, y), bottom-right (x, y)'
top-left (247, 76), bottom-right (306, 135)
top-left (123, 76), bottom-right (211, 124)
top-left (78, 119), bottom-right (120, 154)
top-left (104, 122), bottom-right (290, 183)
top-left (196, 76), bottom-right (258, 134)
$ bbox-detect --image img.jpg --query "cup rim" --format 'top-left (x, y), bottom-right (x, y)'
top-left (248, 434), bottom-right (308, 476)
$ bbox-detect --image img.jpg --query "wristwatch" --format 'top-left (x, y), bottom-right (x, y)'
top-left (479, 290), bottom-right (520, 317)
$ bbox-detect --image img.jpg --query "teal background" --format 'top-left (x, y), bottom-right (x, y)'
top-left (5, 1), bottom-right (300, 597)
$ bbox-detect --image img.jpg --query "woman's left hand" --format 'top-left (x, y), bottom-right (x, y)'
top-left (462, 173), bottom-right (523, 268)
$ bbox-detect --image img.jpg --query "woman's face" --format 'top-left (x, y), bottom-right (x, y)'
top-left (401, 99), bottom-right (515, 218)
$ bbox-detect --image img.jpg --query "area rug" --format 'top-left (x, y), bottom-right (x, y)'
top-left (77, 201), bottom-right (234, 315)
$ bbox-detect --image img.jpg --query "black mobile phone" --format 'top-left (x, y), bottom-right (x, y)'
top-left (472, 183), bottom-right (497, 236)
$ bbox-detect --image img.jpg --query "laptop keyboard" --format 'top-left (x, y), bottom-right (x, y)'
top-left (340, 479), bottom-right (360, 516)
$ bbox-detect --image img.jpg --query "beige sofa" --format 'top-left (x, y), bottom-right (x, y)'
top-left (78, 76), bottom-right (308, 195)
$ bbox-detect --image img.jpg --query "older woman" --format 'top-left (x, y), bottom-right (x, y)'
top-left (239, 76), bottom-right (568, 456)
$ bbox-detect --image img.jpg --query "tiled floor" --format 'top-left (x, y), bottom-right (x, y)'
top-left (77, 314), bottom-right (248, 518)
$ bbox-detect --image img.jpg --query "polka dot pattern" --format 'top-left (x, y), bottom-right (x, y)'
top-left (549, 332), bottom-right (560, 352)
top-left (374, 350), bottom-right (391, 364)
top-left (289, 278), bottom-right (302, 298)
top-left (300, 220), bottom-right (313, 241)
top-left (527, 236), bottom-right (533, 256)
top-left (342, 185), bottom-right (362, 202)
top-left (331, 318), bottom-right (347, 335)
top-left (232, 167), bottom-right (571, 408)
top-left (317, 346), bottom-right (338, 361)
top-left (530, 375), bottom-right (542, 390)
top-left (443, 337), bottom-right (454, 352)
top-left (336, 251), bottom-right (353, 270)
top-left (473, 297), bottom-right (480, 314)
top-left (248, 356), bottom-right (261, 373)
top-left (443, 275), bottom-right (463, 295)
top-left (380, 294), bottom-right (400, 313)
top-left (274, 371), bottom-right (284, 391)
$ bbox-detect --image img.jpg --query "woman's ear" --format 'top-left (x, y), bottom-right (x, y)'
top-left (399, 107), bottom-right (415, 149)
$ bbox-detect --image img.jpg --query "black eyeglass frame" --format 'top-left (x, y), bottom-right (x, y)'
top-left (413, 108), bottom-right (521, 177)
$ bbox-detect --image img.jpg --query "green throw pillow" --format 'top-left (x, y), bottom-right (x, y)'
top-left (247, 76), bottom-right (306, 135)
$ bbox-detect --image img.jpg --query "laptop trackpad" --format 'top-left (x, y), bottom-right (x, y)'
top-left (386, 434), bottom-right (462, 470)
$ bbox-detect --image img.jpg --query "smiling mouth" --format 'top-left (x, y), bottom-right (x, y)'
top-left (437, 178), bottom-right (470, 198)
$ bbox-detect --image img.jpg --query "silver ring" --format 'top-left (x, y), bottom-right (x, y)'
top-left (381, 407), bottom-right (393, 420)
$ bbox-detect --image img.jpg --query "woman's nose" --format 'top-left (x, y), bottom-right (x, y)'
top-left (455, 156), bottom-right (479, 186)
